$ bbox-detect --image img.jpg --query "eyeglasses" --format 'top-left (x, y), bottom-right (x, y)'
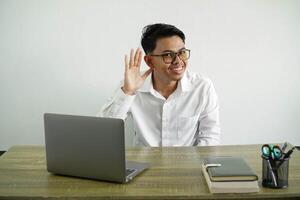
top-left (150, 49), bottom-right (191, 64)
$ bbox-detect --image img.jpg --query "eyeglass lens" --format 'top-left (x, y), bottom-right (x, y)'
top-left (163, 50), bottom-right (190, 63)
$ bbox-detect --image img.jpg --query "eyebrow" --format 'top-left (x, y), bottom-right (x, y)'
top-left (161, 47), bottom-right (186, 53)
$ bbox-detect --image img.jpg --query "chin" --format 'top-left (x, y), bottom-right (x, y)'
top-left (168, 74), bottom-right (182, 81)
top-left (168, 68), bottom-right (186, 81)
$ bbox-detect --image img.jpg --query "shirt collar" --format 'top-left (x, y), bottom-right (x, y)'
top-left (179, 70), bottom-right (192, 92)
top-left (138, 70), bottom-right (192, 93)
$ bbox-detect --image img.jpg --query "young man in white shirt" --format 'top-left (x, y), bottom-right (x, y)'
top-left (98, 23), bottom-right (220, 146)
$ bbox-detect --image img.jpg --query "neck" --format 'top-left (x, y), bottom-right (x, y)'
top-left (152, 73), bottom-right (178, 99)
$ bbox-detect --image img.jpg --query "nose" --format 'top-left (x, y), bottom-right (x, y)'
top-left (172, 54), bottom-right (181, 64)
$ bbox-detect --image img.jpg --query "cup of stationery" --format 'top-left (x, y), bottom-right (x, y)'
top-left (261, 143), bottom-right (295, 188)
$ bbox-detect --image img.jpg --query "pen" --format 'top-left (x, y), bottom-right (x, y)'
top-left (276, 146), bottom-right (296, 169)
top-left (283, 146), bottom-right (296, 159)
top-left (281, 142), bottom-right (288, 153)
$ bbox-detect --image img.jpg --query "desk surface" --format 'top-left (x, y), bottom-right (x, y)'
top-left (0, 144), bottom-right (299, 200)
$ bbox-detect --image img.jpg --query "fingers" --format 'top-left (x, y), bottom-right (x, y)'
top-left (133, 48), bottom-right (143, 68)
top-left (137, 49), bottom-right (142, 67)
top-left (126, 48), bottom-right (143, 69)
top-left (124, 55), bottom-right (129, 71)
top-left (133, 48), bottom-right (139, 66)
top-left (141, 68), bottom-right (152, 80)
top-left (129, 49), bottom-right (134, 67)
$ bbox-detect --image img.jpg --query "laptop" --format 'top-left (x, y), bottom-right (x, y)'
top-left (43, 113), bottom-right (148, 183)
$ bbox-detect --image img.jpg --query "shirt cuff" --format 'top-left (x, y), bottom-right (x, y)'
top-left (111, 87), bottom-right (136, 115)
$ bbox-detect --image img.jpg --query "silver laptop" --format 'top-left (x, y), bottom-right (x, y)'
top-left (44, 113), bottom-right (148, 183)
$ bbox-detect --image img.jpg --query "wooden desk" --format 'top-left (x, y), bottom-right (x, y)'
top-left (0, 145), bottom-right (299, 199)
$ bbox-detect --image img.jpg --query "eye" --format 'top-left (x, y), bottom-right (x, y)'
top-left (162, 53), bottom-right (173, 58)
top-left (178, 50), bottom-right (187, 55)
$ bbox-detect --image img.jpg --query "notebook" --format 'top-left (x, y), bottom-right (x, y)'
top-left (202, 156), bottom-right (259, 193)
top-left (204, 156), bottom-right (258, 181)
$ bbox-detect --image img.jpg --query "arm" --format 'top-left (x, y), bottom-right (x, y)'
top-left (97, 48), bottom-right (152, 120)
top-left (197, 80), bottom-right (221, 145)
top-left (97, 83), bottom-right (136, 120)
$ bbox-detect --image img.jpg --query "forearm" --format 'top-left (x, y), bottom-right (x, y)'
top-left (98, 48), bottom-right (151, 120)
top-left (97, 87), bottom-right (136, 120)
top-left (198, 126), bottom-right (221, 146)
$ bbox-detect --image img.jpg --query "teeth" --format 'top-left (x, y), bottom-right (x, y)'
top-left (170, 67), bottom-right (183, 72)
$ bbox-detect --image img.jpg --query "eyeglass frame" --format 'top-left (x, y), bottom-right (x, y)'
top-left (149, 49), bottom-right (191, 64)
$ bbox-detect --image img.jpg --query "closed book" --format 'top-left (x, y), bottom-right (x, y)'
top-left (203, 156), bottom-right (258, 182)
top-left (201, 157), bottom-right (259, 193)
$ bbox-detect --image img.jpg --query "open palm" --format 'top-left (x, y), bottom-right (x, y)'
top-left (122, 48), bottom-right (152, 95)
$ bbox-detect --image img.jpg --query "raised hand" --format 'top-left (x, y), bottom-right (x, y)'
top-left (122, 48), bottom-right (152, 95)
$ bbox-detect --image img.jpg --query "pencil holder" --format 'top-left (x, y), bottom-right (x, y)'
top-left (262, 156), bottom-right (289, 188)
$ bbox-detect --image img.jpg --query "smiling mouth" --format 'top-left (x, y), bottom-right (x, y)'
top-left (169, 66), bottom-right (184, 73)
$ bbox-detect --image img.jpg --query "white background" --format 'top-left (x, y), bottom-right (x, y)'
top-left (1, 0), bottom-right (299, 150)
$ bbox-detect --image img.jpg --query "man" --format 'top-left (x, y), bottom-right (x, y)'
top-left (98, 23), bottom-right (220, 146)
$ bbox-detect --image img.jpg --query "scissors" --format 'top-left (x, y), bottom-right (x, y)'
top-left (261, 144), bottom-right (283, 160)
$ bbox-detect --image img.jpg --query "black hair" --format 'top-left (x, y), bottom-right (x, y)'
top-left (141, 23), bottom-right (185, 54)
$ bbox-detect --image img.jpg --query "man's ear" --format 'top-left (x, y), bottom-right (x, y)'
top-left (144, 55), bottom-right (154, 69)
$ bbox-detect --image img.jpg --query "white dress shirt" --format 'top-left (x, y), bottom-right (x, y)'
top-left (98, 70), bottom-right (221, 147)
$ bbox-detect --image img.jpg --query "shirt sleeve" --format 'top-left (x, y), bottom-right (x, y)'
top-left (197, 79), bottom-right (221, 146)
top-left (97, 82), bottom-right (136, 120)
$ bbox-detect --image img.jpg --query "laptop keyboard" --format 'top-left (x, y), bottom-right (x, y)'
top-left (126, 168), bottom-right (137, 176)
